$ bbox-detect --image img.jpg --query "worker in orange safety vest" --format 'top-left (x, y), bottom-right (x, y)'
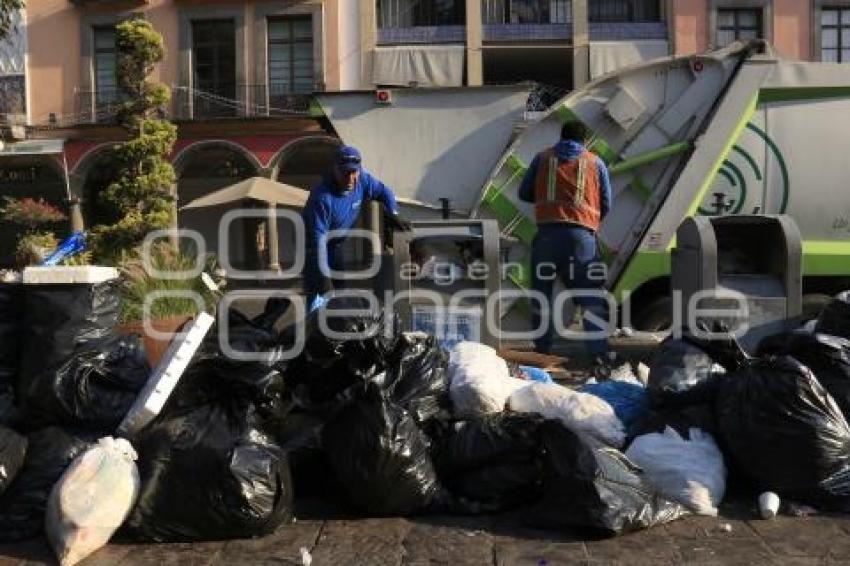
top-left (518, 121), bottom-right (613, 356)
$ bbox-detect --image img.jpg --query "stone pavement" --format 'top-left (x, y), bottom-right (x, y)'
top-left (4, 498), bottom-right (850, 566)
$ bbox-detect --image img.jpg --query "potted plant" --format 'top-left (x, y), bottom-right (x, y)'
top-left (0, 197), bottom-right (66, 267)
top-left (117, 242), bottom-right (220, 366)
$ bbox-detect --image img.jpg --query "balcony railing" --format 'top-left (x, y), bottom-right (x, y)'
top-left (75, 88), bottom-right (125, 125)
top-left (589, 0), bottom-right (661, 22)
top-left (482, 0), bottom-right (571, 24)
top-left (171, 84), bottom-right (313, 121)
top-left (377, 0), bottom-right (466, 28)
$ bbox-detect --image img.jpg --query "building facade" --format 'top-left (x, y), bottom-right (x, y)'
top-left (0, 0), bottom-right (846, 268)
top-left (2, 0), bottom-right (347, 268)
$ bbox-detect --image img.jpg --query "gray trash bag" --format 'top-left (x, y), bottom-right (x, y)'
top-left (524, 421), bottom-right (687, 537)
top-left (0, 425), bottom-right (26, 496)
top-left (323, 383), bottom-right (440, 516)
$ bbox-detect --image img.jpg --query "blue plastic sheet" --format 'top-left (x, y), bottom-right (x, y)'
top-left (579, 381), bottom-right (649, 432)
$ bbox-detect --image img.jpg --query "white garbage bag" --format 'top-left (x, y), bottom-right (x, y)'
top-left (448, 342), bottom-right (529, 418)
top-left (46, 437), bottom-right (140, 566)
top-left (625, 426), bottom-right (726, 516)
top-left (508, 382), bottom-right (626, 448)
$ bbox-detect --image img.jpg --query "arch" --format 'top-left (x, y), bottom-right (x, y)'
top-left (271, 135), bottom-right (341, 190)
top-left (172, 139), bottom-right (263, 177)
top-left (70, 142), bottom-right (117, 183)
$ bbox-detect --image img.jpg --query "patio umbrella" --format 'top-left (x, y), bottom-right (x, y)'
top-left (180, 176), bottom-right (309, 271)
top-left (180, 176), bottom-right (308, 210)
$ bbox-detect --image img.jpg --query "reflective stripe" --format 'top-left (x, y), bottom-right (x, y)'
top-left (547, 154), bottom-right (557, 202)
top-left (574, 155), bottom-right (588, 206)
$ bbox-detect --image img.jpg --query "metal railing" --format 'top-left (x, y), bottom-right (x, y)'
top-left (171, 83), bottom-right (313, 120)
top-left (74, 88), bottom-right (125, 124)
top-left (589, 0), bottom-right (661, 22)
top-left (483, 0), bottom-right (571, 24)
top-left (378, 0), bottom-right (466, 28)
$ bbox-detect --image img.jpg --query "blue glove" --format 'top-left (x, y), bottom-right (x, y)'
top-left (308, 294), bottom-right (328, 313)
top-left (42, 231), bottom-right (86, 266)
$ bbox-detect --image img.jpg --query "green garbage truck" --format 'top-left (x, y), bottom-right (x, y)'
top-left (472, 41), bottom-right (850, 330)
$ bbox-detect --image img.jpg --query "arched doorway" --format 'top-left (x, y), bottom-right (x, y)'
top-left (0, 156), bottom-right (67, 268)
top-left (175, 142), bottom-right (260, 270)
top-left (75, 147), bottom-right (123, 231)
top-left (273, 136), bottom-right (340, 190)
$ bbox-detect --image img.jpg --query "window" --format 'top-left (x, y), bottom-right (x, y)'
top-left (267, 17), bottom-right (314, 99)
top-left (716, 8), bottom-right (762, 47)
top-left (821, 8), bottom-right (850, 62)
top-left (93, 26), bottom-right (119, 107)
top-left (192, 19), bottom-right (236, 117)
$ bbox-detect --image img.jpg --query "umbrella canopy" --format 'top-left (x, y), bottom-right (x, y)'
top-left (180, 176), bottom-right (309, 210)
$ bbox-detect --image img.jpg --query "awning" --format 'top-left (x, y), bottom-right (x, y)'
top-left (180, 176), bottom-right (308, 209)
top-left (372, 45), bottom-right (465, 87)
top-left (0, 139), bottom-right (65, 156)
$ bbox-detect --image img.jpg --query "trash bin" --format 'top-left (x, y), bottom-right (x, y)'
top-left (393, 220), bottom-right (502, 349)
top-left (671, 215), bottom-right (802, 349)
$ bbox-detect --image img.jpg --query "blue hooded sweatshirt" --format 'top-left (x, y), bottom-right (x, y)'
top-left (302, 168), bottom-right (399, 286)
top-left (518, 140), bottom-right (612, 222)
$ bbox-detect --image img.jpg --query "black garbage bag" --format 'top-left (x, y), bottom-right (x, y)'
top-left (323, 383), bottom-right (440, 515)
top-left (758, 332), bottom-right (850, 420)
top-left (0, 427), bottom-right (92, 542)
top-left (379, 333), bottom-right (450, 424)
top-left (431, 414), bottom-right (546, 510)
top-left (0, 425), bottom-right (26, 496)
top-left (272, 411), bottom-right (332, 497)
top-left (0, 283), bottom-right (22, 425)
top-left (716, 356), bottom-right (850, 501)
top-left (120, 399), bottom-right (294, 542)
top-left (19, 334), bottom-right (151, 431)
top-left (285, 296), bottom-right (399, 409)
top-left (648, 338), bottom-right (725, 408)
top-left (816, 291), bottom-right (850, 340)
top-left (524, 421), bottom-right (686, 536)
top-left (19, 280), bottom-right (120, 400)
top-left (630, 404), bottom-right (718, 444)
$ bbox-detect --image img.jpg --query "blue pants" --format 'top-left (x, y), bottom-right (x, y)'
top-left (530, 224), bottom-right (609, 355)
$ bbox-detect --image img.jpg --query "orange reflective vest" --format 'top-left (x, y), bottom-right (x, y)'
top-left (533, 148), bottom-right (602, 232)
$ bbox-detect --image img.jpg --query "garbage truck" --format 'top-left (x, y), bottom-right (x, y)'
top-left (471, 41), bottom-right (850, 330)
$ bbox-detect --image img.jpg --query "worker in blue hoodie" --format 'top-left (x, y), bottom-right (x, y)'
top-left (259, 144), bottom-right (409, 325)
top-left (518, 121), bottom-right (612, 355)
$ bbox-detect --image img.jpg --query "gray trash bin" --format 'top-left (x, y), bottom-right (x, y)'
top-left (671, 215), bottom-right (802, 349)
top-left (393, 220), bottom-right (502, 349)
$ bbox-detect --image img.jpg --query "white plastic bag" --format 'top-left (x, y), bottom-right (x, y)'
top-left (448, 342), bottom-right (529, 418)
top-left (508, 382), bottom-right (626, 448)
top-left (625, 426), bottom-right (726, 516)
top-left (46, 437), bottom-right (140, 566)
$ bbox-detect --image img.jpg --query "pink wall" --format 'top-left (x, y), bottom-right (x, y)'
top-left (27, 0), bottom-right (81, 124)
top-left (26, 1), bottom-right (341, 127)
top-left (672, 0), bottom-right (708, 56)
top-left (773, 0), bottom-right (811, 61)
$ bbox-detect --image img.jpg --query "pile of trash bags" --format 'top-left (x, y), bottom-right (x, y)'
top-left (7, 278), bottom-right (850, 564)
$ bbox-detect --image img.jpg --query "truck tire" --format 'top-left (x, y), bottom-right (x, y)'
top-left (631, 296), bottom-right (672, 333)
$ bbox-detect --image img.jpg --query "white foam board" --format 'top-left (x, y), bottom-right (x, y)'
top-left (117, 311), bottom-right (215, 438)
top-left (23, 266), bottom-right (119, 284)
